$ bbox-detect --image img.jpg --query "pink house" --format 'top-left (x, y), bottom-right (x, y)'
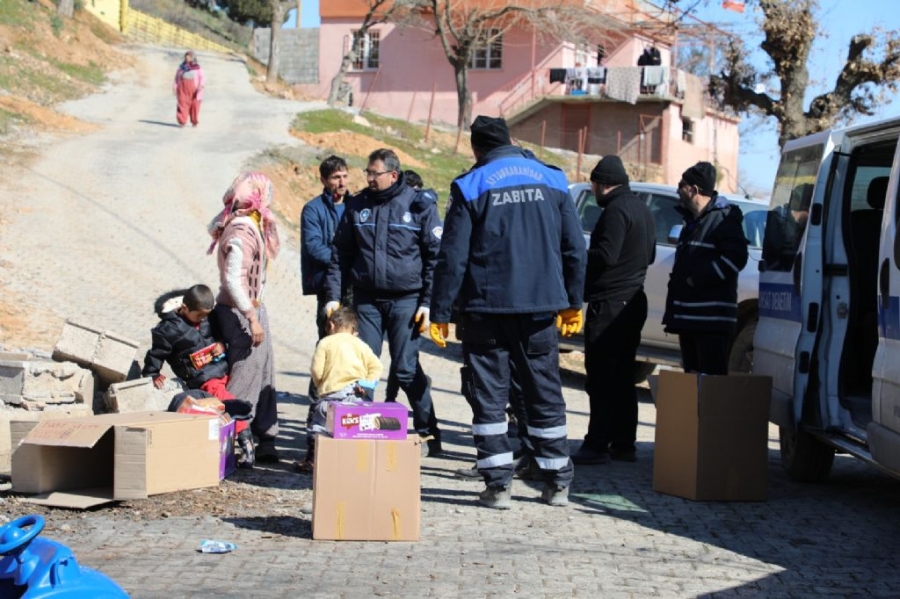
top-left (297, 0), bottom-right (740, 192)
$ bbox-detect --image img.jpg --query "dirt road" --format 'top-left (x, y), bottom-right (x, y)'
top-left (0, 44), bottom-right (323, 381)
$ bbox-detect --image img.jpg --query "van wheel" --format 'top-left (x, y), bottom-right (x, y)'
top-left (728, 318), bottom-right (757, 374)
top-left (634, 362), bottom-right (656, 384)
top-left (779, 426), bottom-right (835, 482)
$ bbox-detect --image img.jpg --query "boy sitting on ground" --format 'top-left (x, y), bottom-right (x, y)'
top-left (142, 284), bottom-right (255, 468)
top-left (298, 307), bottom-right (384, 473)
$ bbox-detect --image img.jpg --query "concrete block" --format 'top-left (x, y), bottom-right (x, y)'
top-left (0, 359), bottom-right (94, 408)
top-left (52, 320), bottom-right (139, 385)
top-left (105, 378), bottom-right (171, 413)
top-left (0, 404), bottom-right (94, 473)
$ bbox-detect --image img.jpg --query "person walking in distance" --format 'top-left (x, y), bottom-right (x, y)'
top-left (429, 115), bottom-right (586, 509)
top-left (173, 50), bottom-right (205, 128)
top-left (572, 156), bottom-right (656, 466)
top-left (324, 148), bottom-right (444, 456)
top-left (663, 162), bottom-right (749, 375)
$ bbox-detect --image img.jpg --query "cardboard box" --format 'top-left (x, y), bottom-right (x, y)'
top-left (653, 371), bottom-right (772, 501)
top-left (12, 412), bottom-right (222, 508)
top-left (219, 418), bottom-right (236, 480)
top-left (326, 401), bottom-right (409, 440)
top-left (312, 436), bottom-right (420, 541)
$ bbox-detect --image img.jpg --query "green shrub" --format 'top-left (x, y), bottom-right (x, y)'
top-left (50, 14), bottom-right (63, 37)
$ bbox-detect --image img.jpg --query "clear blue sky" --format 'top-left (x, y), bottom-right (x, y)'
top-left (286, 1), bottom-right (899, 198)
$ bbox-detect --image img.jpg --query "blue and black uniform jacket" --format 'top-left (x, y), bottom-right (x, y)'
top-left (325, 177), bottom-right (442, 306)
top-left (431, 145), bottom-right (586, 322)
top-left (663, 195), bottom-right (749, 334)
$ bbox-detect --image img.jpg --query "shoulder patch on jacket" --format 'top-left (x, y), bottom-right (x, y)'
top-left (411, 188), bottom-right (438, 212)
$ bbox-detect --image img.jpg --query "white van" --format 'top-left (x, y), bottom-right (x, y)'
top-left (754, 116), bottom-right (900, 481)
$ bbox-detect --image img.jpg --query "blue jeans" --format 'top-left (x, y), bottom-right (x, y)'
top-left (354, 290), bottom-right (440, 438)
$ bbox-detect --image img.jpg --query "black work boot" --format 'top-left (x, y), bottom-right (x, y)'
top-left (237, 429), bottom-right (255, 469)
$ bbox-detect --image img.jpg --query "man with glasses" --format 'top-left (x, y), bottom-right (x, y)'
top-left (663, 161), bottom-right (749, 375)
top-left (324, 148), bottom-right (444, 455)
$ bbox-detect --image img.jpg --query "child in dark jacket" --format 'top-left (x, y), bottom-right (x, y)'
top-left (142, 284), bottom-right (255, 468)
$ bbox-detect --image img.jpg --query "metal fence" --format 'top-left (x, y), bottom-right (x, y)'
top-left (122, 7), bottom-right (233, 54)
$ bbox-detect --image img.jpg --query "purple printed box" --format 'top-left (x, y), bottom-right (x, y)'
top-left (326, 401), bottom-right (409, 440)
top-left (219, 418), bottom-right (236, 480)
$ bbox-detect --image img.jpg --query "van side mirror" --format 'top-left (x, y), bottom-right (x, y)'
top-left (668, 224), bottom-right (683, 244)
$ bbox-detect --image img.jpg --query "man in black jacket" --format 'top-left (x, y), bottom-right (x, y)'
top-left (663, 162), bottom-right (749, 374)
top-left (573, 156), bottom-right (656, 465)
top-left (429, 116), bottom-right (586, 509)
top-left (324, 148), bottom-right (444, 455)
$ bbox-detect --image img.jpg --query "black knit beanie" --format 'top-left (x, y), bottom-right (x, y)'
top-left (470, 115), bottom-right (511, 151)
top-left (590, 155), bottom-right (629, 186)
top-left (681, 162), bottom-right (717, 196)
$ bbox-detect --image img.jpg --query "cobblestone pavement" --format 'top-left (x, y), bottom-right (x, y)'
top-left (1, 46), bottom-right (900, 598)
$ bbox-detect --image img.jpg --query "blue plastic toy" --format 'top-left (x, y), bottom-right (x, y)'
top-left (0, 515), bottom-right (129, 598)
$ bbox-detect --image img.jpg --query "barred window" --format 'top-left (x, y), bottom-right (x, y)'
top-left (351, 30), bottom-right (380, 70)
top-left (470, 29), bottom-right (502, 70)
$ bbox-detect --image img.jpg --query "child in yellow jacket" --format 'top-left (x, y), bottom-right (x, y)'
top-left (298, 307), bottom-right (383, 472)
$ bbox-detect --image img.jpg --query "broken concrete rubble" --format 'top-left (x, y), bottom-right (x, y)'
top-left (52, 320), bottom-right (139, 385)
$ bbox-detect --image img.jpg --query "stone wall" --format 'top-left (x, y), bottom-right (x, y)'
top-left (252, 28), bottom-right (319, 85)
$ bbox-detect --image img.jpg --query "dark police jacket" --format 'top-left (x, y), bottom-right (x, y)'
top-left (325, 175), bottom-right (442, 306)
top-left (431, 146), bottom-right (586, 322)
top-left (141, 310), bottom-right (228, 388)
top-left (584, 184), bottom-right (656, 303)
top-left (300, 189), bottom-right (347, 296)
top-left (663, 195), bottom-right (749, 334)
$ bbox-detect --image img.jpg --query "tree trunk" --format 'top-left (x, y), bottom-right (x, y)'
top-left (57, 0), bottom-right (74, 18)
top-left (453, 64), bottom-right (471, 152)
top-left (328, 34), bottom-right (359, 106)
top-left (266, 1), bottom-right (286, 87)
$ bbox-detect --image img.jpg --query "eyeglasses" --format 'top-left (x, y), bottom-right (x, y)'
top-left (364, 169), bottom-right (391, 179)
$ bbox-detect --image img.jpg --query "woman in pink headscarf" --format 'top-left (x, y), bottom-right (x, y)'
top-left (208, 172), bottom-right (281, 463)
top-left (174, 50), bottom-right (205, 127)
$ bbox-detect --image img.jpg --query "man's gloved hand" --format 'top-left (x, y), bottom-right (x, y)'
top-left (414, 306), bottom-right (430, 333)
top-left (357, 379), bottom-right (378, 400)
top-left (324, 301), bottom-right (340, 318)
top-left (556, 308), bottom-right (584, 337)
top-left (429, 322), bottom-right (449, 348)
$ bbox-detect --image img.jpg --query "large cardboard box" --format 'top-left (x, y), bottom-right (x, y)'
top-left (312, 437), bottom-right (420, 541)
top-left (653, 371), bottom-right (772, 501)
top-left (326, 401), bottom-right (409, 440)
top-left (12, 412), bottom-right (222, 508)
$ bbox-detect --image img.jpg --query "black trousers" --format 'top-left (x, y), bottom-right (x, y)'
top-left (678, 331), bottom-right (732, 375)
top-left (583, 291), bottom-right (647, 453)
top-left (460, 312), bottom-right (573, 489)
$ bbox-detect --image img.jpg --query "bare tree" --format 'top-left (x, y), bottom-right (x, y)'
top-left (57, 0), bottom-right (74, 18)
top-left (328, 1), bottom-right (416, 106)
top-left (710, 0), bottom-right (900, 146)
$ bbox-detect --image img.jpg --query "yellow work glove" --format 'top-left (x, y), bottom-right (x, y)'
top-left (414, 306), bottom-right (430, 334)
top-left (324, 301), bottom-right (340, 318)
top-left (429, 322), bottom-right (449, 348)
top-left (556, 308), bottom-right (583, 337)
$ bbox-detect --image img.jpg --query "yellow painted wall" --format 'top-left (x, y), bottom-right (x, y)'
top-left (84, 0), bottom-right (121, 30)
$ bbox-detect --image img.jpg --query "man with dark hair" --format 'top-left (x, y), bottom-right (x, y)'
top-left (573, 155), bottom-right (656, 466)
top-left (430, 115), bottom-right (586, 509)
top-left (404, 170), bottom-right (424, 190)
top-left (664, 161), bottom-right (749, 375)
top-left (324, 148), bottom-right (444, 455)
top-left (301, 155), bottom-right (351, 339)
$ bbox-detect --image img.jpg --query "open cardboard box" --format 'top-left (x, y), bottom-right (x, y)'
top-left (12, 412), bottom-right (222, 509)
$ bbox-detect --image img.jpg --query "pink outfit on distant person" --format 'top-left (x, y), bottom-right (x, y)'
top-left (174, 53), bottom-right (205, 126)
